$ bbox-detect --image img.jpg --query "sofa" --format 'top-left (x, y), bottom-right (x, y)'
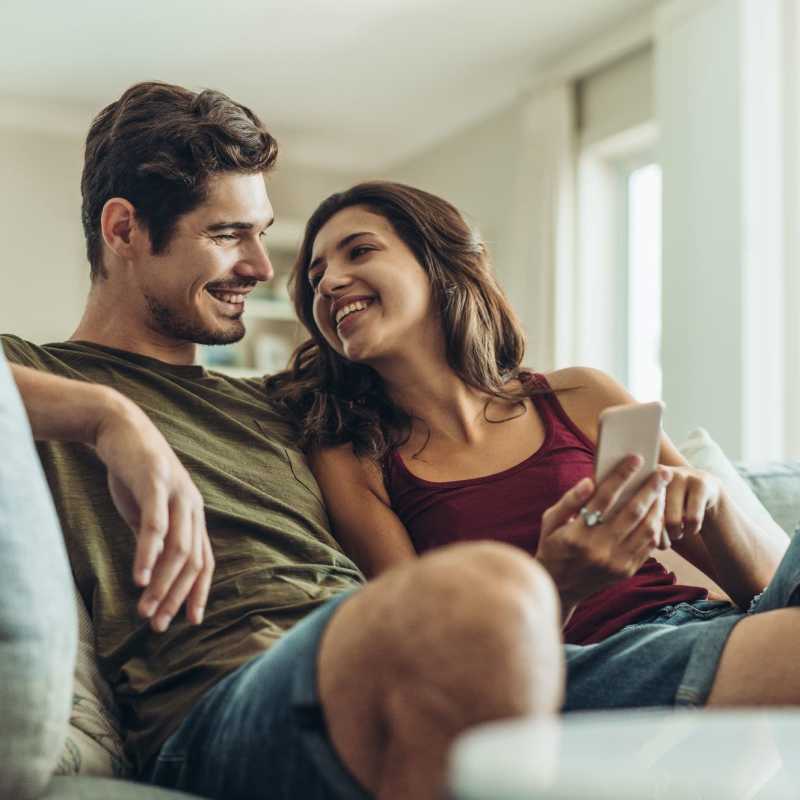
top-left (2, 344), bottom-right (798, 800)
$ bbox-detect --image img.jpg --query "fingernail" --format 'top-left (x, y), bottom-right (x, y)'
top-left (658, 468), bottom-right (672, 483)
top-left (195, 607), bottom-right (205, 625)
top-left (141, 598), bottom-right (157, 618)
top-left (627, 454), bottom-right (643, 470)
top-left (154, 613), bottom-right (171, 632)
top-left (137, 568), bottom-right (151, 586)
top-left (577, 478), bottom-right (593, 499)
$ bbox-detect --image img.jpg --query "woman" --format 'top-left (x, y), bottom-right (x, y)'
top-left (266, 181), bottom-right (798, 709)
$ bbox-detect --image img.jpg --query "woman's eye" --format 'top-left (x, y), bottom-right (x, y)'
top-left (350, 245), bottom-right (372, 259)
top-left (309, 272), bottom-right (322, 290)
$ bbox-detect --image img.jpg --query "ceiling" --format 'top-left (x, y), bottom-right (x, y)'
top-left (0, 0), bottom-right (656, 170)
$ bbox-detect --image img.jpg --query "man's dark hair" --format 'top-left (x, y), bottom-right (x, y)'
top-left (81, 81), bottom-right (278, 280)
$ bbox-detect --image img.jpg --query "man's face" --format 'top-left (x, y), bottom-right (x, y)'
top-left (135, 172), bottom-right (274, 345)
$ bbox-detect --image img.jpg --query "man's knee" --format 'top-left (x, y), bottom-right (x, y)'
top-left (383, 542), bottom-right (563, 708)
top-left (322, 540), bottom-right (563, 718)
top-left (317, 542), bottom-right (563, 794)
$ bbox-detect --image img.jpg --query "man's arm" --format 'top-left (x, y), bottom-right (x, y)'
top-left (10, 363), bottom-right (214, 632)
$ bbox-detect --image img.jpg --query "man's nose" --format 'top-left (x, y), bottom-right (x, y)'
top-left (238, 240), bottom-right (274, 283)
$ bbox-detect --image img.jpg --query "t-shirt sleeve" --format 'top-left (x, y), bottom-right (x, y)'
top-left (0, 335), bottom-right (44, 368)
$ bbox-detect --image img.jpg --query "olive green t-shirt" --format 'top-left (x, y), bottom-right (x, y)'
top-left (2, 335), bottom-right (364, 771)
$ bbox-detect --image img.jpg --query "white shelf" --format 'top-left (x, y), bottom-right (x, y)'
top-left (245, 298), bottom-right (297, 321)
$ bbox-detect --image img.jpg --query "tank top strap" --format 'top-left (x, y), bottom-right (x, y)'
top-left (525, 372), bottom-right (596, 453)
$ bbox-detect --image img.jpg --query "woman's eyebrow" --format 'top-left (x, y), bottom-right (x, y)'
top-left (308, 231), bottom-right (374, 271)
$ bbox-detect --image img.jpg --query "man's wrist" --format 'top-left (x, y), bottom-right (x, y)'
top-left (92, 387), bottom-right (142, 449)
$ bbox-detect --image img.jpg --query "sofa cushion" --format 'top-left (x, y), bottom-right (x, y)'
top-left (735, 461), bottom-right (800, 538)
top-left (0, 352), bottom-right (77, 799)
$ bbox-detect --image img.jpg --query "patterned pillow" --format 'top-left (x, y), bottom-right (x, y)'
top-left (55, 583), bottom-right (132, 778)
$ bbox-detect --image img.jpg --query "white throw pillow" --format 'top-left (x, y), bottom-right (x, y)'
top-left (677, 427), bottom-right (779, 533)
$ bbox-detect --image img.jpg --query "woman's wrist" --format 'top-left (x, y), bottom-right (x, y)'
top-left (536, 551), bottom-right (585, 612)
top-left (701, 482), bottom-right (729, 530)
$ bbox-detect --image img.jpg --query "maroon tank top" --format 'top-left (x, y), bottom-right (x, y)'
top-left (383, 374), bottom-right (707, 645)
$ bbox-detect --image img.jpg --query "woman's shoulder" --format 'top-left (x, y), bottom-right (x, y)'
top-left (540, 366), bottom-right (615, 392)
top-left (538, 366), bottom-right (636, 442)
top-left (309, 442), bottom-right (390, 503)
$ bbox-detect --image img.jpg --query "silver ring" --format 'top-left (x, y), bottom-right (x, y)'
top-left (580, 506), bottom-right (604, 527)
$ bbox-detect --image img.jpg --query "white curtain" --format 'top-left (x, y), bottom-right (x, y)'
top-left (506, 85), bottom-right (576, 373)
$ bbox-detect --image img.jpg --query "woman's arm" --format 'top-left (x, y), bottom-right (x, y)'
top-left (549, 367), bottom-right (787, 607)
top-left (309, 444), bottom-right (417, 579)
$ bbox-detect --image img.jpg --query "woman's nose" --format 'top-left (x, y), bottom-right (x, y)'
top-left (319, 266), bottom-right (352, 297)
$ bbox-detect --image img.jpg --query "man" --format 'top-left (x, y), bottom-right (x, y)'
top-left (3, 81), bottom-right (567, 799)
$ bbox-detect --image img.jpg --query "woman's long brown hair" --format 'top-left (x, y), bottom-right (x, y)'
top-left (264, 181), bottom-right (540, 461)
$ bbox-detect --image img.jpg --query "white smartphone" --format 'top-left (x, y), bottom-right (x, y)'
top-left (594, 401), bottom-right (665, 516)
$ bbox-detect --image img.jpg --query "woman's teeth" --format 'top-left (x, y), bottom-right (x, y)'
top-left (335, 299), bottom-right (371, 326)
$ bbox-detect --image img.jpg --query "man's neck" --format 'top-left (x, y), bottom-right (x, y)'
top-left (71, 294), bottom-right (197, 366)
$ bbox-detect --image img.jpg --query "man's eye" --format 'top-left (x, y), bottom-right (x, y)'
top-left (212, 234), bottom-right (237, 242)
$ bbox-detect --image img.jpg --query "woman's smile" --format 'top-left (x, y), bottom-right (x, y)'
top-left (334, 296), bottom-right (377, 336)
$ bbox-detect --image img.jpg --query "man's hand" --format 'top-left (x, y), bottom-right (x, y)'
top-left (9, 362), bottom-right (213, 632)
top-left (536, 456), bottom-right (671, 621)
top-left (94, 395), bottom-right (214, 632)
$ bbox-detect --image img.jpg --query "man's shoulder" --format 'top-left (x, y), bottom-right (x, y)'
top-left (1, 334), bottom-right (55, 368)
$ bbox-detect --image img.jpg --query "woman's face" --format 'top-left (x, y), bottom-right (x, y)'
top-left (307, 205), bottom-right (438, 364)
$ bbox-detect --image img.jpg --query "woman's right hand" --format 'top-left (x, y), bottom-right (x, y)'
top-left (536, 455), bottom-right (671, 621)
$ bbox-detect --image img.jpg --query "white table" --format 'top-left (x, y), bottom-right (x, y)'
top-left (449, 709), bottom-right (800, 799)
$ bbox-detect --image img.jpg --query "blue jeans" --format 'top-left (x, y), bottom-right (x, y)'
top-left (564, 531), bottom-right (800, 712)
top-left (149, 534), bottom-right (800, 800)
top-left (147, 590), bottom-right (369, 800)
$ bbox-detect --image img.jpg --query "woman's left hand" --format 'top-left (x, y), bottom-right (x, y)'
top-left (661, 466), bottom-right (722, 542)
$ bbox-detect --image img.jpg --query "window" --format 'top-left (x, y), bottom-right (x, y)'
top-left (574, 47), bottom-right (662, 400)
top-left (626, 163), bottom-right (662, 400)
top-left (574, 128), bottom-right (662, 400)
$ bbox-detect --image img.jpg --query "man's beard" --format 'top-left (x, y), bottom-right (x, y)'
top-left (144, 293), bottom-right (245, 346)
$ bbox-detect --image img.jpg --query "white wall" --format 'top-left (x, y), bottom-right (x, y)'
top-left (578, 46), bottom-right (654, 148)
top-left (266, 160), bottom-right (367, 226)
top-left (384, 100), bottom-right (526, 312)
top-left (0, 129), bottom-right (88, 343)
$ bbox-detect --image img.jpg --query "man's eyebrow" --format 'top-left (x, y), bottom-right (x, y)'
top-left (308, 231), bottom-right (374, 272)
top-left (206, 219), bottom-right (274, 232)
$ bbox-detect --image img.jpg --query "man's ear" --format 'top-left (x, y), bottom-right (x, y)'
top-left (100, 197), bottom-right (147, 261)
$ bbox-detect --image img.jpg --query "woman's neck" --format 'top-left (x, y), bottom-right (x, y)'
top-left (377, 353), bottom-right (492, 445)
